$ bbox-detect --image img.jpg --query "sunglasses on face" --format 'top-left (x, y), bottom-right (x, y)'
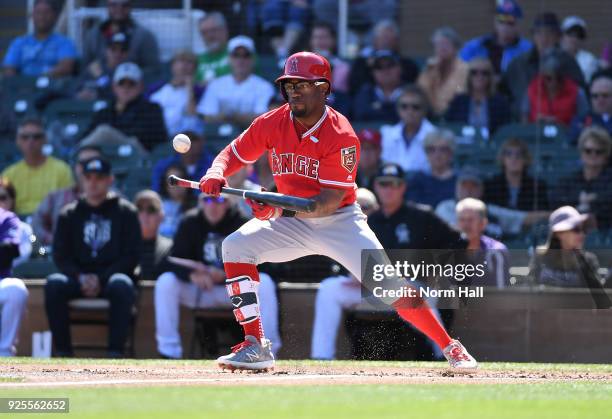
top-left (591, 92), bottom-right (611, 100)
top-left (570, 226), bottom-right (585, 234)
top-left (201, 196), bottom-right (226, 204)
top-left (0, 193), bottom-right (9, 201)
top-left (231, 52), bottom-right (252, 59)
top-left (373, 62), bottom-right (397, 71)
top-left (18, 132), bottom-right (44, 141)
top-left (470, 69), bottom-right (491, 77)
top-left (398, 102), bottom-right (422, 111)
top-left (425, 145), bottom-right (451, 154)
top-left (503, 149), bottom-right (524, 159)
top-left (109, 2), bottom-right (130, 8)
top-left (118, 79), bottom-right (137, 88)
top-left (282, 80), bottom-right (326, 94)
top-left (543, 75), bottom-right (557, 83)
top-left (581, 147), bottom-right (606, 156)
top-left (137, 205), bottom-right (159, 215)
top-left (376, 179), bottom-right (403, 188)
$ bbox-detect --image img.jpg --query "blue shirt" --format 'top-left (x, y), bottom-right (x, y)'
top-left (3, 33), bottom-right (77, 76)
top-left (460, 34), bottom-right (532, 72)
top-left (406, 171), bottom-right (457, 208)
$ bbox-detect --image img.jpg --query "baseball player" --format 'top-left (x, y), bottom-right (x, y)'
top-left (200, 51), bottom-right (477, 371)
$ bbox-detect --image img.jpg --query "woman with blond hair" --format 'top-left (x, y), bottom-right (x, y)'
top-left (444, 57), bottom-right (511, 134)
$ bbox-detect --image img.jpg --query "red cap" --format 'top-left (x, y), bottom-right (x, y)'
top-left (357, 128), bottom-right (381, 148)
top-left (276, 51), bottom-right (332, 85)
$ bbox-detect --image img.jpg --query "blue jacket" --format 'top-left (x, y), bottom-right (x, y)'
top-left (460, 34), bottom-right (532, 73)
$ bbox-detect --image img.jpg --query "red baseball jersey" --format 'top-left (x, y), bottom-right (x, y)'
top-left (230, 104), bottom-right (360, 207)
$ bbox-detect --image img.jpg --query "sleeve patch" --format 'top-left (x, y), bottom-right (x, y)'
top-left (340, 145), bottom-right (357, 173)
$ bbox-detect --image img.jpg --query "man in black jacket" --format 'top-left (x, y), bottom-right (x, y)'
top-left (45, 157), bottom-right (141, 357)
top-left (85, 62), bottom-right (168, 151)
top-left (154, 195), bottom-right (280, 359)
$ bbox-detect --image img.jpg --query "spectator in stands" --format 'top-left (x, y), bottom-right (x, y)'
top-left (197, 36), bottom-right (275, 127)
top-left (309, 21), bottom-right (351, 114)
top-left (151, 120), bottom-right (213, 194)
top-left (76, 32), bottom-right (129, 102)
top-left (437, 168), bottom-right (548, 238)
top-left (0, 179), bottom-right (32, 267)
top-left (459, 0), bottom-right (531, 75)
top-left (2, 0), bottom-right (77, 78)
top-left (570, 73), bottom-right (612, 140)
top-left (530, 206), bottom-right (602, 288)
top-left (31, 146), bottom-right (102, 247)
top-left (355, 129), bottom-right (382, 190)
top-left (552, 127), bottom-right (612, 229)
top-left (45, 157), bottom-right (141, 357)
top-left (484, 138), bottom-right (549, 211)
top-left (83, 0), bottom-right (160, 73)
top-left (418, 27), bottom-right (469, 116)
top-left (134, 190), bottom-right (171, 283)
top-left (406, 129), bottom-right (457, 208)
top-left (502, 12), bottom-right (585, 113)
top-left (0, 205), bottom-right (28, 356)
top-left (149, 51), bottom-right (203, 137)
top-left (86, 62), bottom-right (168, 151)
top-left (380, 85), bottom-right (436, 173)
top-left (195, 12), bottom-right (230, 85)
top-left (521, 50), bottom-right (588, 126)
top-left (349, 20), bottom-right (419, 95)
top-left (353, 51), bottom-right (404, 122)
top-left (247, 0), bottom-right (311, 65)
top-left (444, 58), bottom-right (511, 135)
top-left (456, 197), bottom-right (510, 288)
top-left (158, 164), bottom-right (196, 239)
top-left (1, 118), bottom-right (73, 216)
top-left (310, 187), bottom-right (378, 360)
top-left (560, 16), bottom-right (599, 83)
top-left (154, 194), bottom-right (280, 359)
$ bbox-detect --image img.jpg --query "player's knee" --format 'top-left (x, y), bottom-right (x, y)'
top-left (316, 276), bottom-right (347, 304)
top-left (107, 274), bottom-right (135, 299)
top-left (221, 231), bottom-right (255, 263)
top-left (1, 278), bottom-right (28, 304)
top-left (155, 272), bottom-right (179, 295)
top-left (44, 273), bottom-right (69, 296)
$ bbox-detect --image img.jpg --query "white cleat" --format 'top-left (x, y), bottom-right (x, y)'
top-left (443, 339), bottom-right (478, 372)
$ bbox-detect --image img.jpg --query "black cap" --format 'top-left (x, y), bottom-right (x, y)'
top-left (533, 12), bottom-right (561, 33)
top-left (82, 157), bottom-right (112, 176)
top-left (375, 163), bottom-right (405, 181)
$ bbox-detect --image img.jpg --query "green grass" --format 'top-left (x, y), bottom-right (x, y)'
top-left (1, 359), bottom-right (611, 419)
top-left (2, 382), bottom-right (612, 419)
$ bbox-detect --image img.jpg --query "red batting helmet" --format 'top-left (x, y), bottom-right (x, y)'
top-left (276, 52), bottom-right (332, 96)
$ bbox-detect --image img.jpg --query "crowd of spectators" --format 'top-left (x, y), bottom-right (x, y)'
top-left (0, 0), bottom-right (611, 359)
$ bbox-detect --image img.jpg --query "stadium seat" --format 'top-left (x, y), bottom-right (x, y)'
top-left (0, 141), bottom-right (20, 172)
top-left (44, 99), bottom-right (98, 157)
top-left (492, 123), bottom-right (571, 146)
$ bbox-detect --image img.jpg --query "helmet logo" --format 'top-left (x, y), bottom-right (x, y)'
top-left (288, 58), bottom-right (299, 74)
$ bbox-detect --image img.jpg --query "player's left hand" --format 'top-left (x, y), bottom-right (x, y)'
top-left (246, 198), bottom-right (282, 221)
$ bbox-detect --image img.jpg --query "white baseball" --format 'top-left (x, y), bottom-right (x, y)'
top-left (173, 133), bottom-right (191, 153)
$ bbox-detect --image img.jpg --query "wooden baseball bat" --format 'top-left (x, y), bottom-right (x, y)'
top-left (167, 175), bottom-right (316, 213)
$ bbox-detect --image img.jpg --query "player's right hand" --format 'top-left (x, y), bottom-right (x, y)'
top-left (199, 170), bottom-right (226, 196)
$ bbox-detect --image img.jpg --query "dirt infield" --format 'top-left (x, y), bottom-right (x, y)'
top-left (2, 361), bottom-right (611, 387)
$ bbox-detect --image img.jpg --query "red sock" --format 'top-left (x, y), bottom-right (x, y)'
top-left (224, 262), bottom-right (264, 342)
top-left (392, 296), bottom-right (452, 350)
